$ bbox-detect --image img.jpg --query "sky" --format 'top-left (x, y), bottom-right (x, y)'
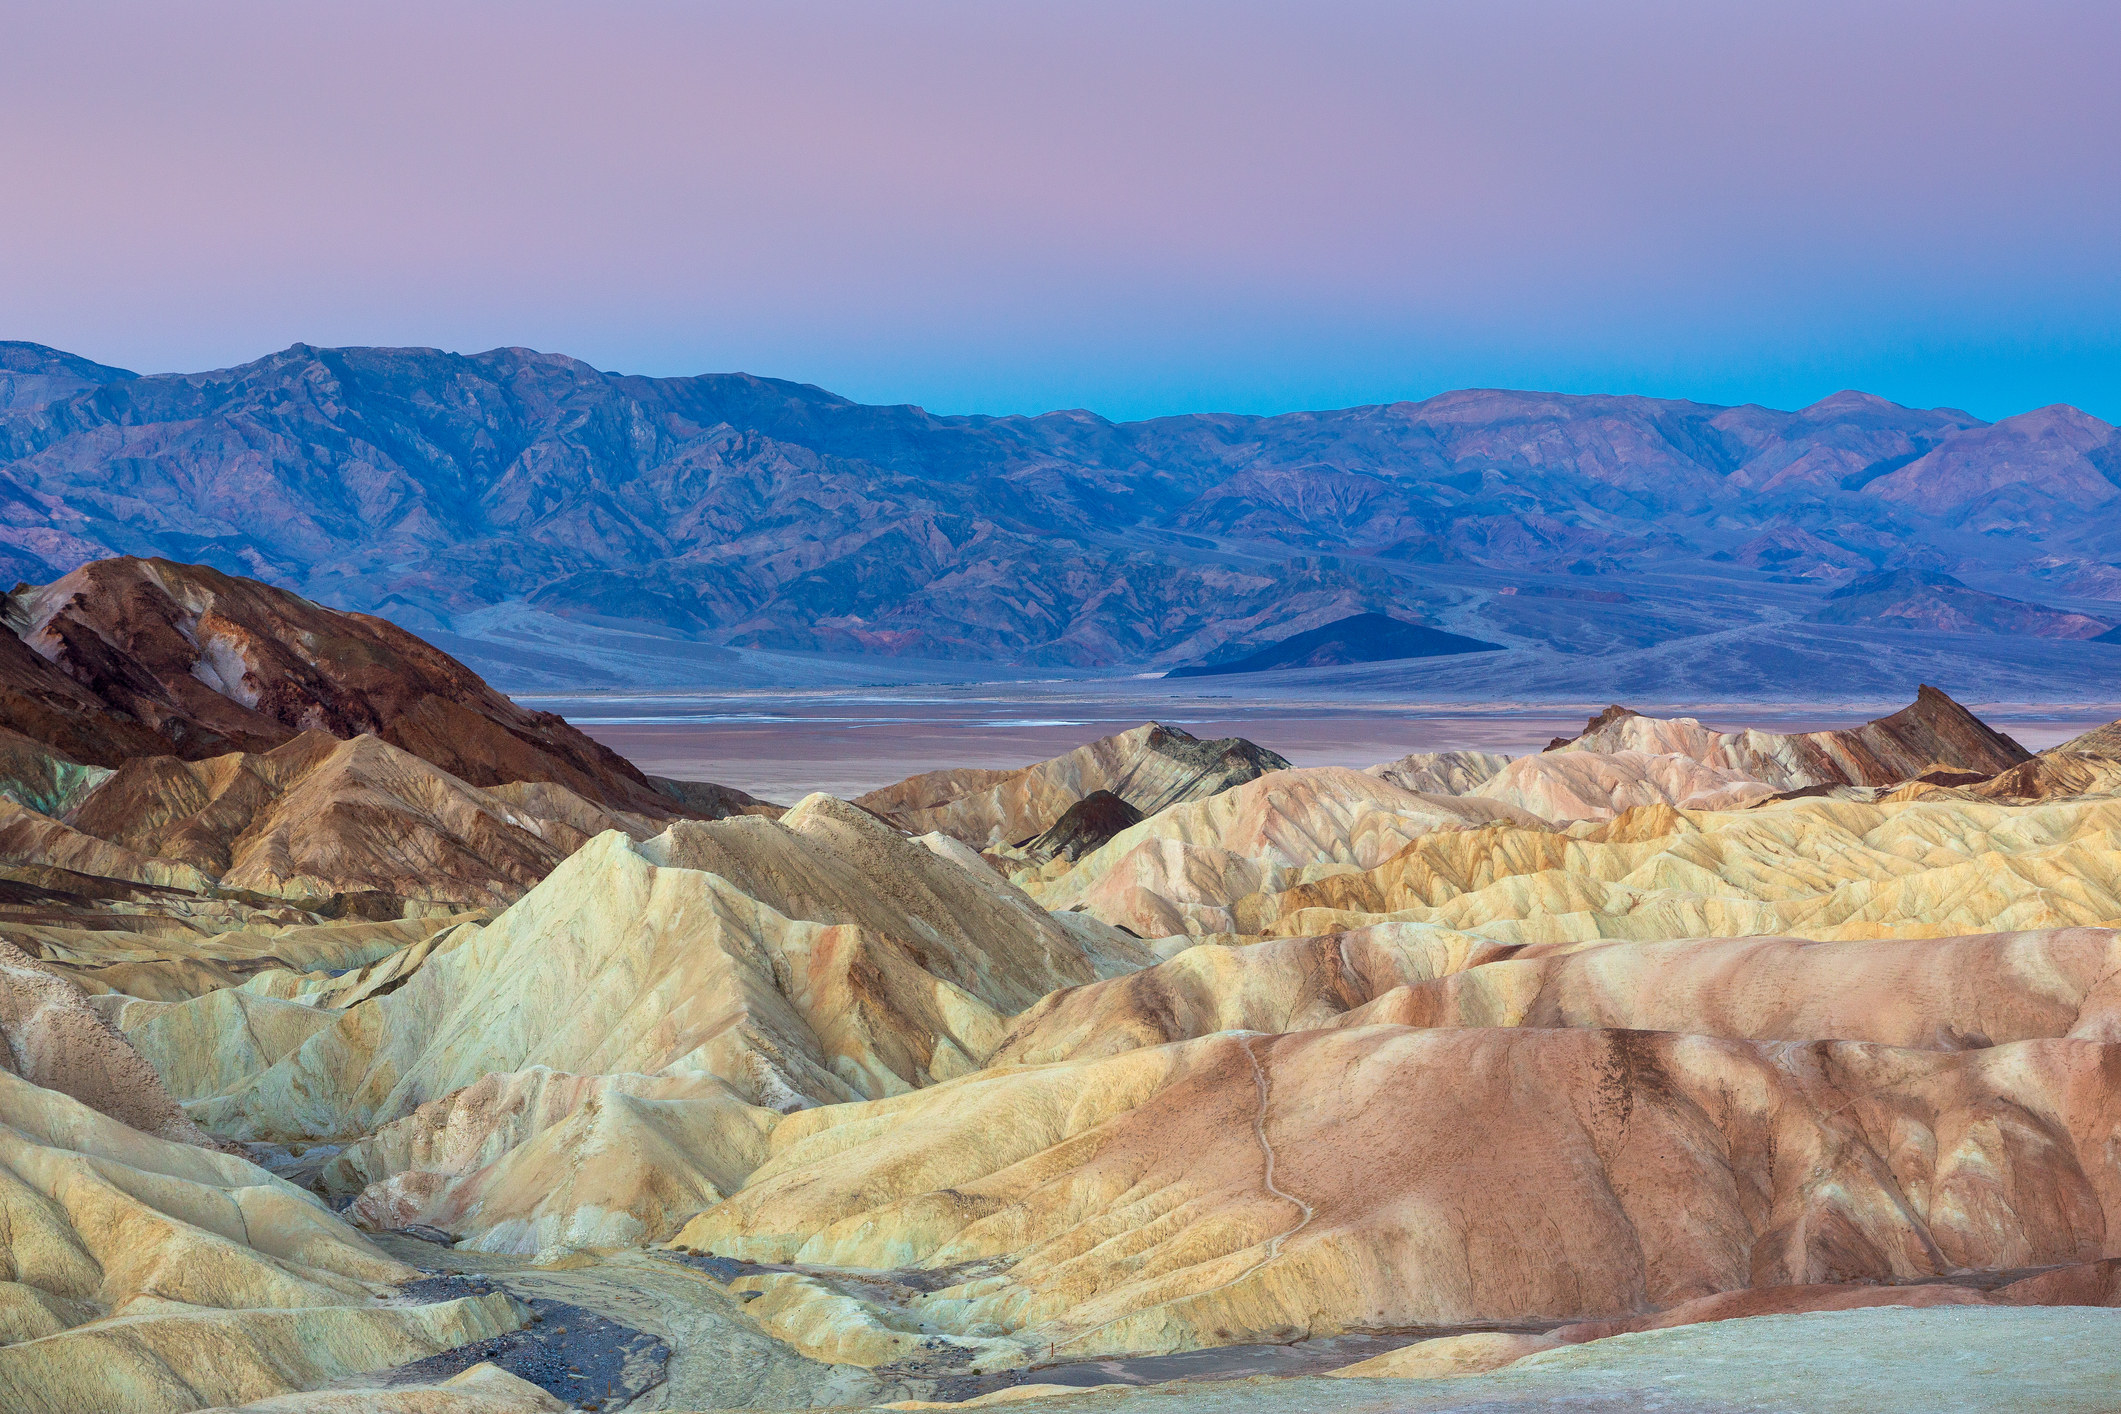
top-left (3, 0), bottom-right (2117, 424)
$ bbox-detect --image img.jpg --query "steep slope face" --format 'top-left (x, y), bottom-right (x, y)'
top-left (1363, 749), bottom-right (1510, 796)
top-left (0, 622), bottom-right (174, 764)
top-left (0, 1064), bottom-right (522, 1414)
top-left (1471, 748), bottom-right (1779, 820)
top-left (678, 1024), bottom-right (2121, 1363)
top-left (169, 797), bottom-right (1111, 1249)
top-left (11, 557), bottom-right (667, 810)
top-left (1549, 686), bottom-right (2031, 790)
top-left (859, 723), bottom-right (1289, 848)
top-left (1018, 767), bottom-right (1546, 937)
top-left (1165, 613), bottom-right (1501, 676)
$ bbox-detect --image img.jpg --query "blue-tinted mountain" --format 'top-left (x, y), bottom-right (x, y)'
top-left (1, 340), bottom-right (2118, 679)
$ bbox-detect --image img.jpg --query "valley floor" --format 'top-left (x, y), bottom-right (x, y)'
top-left (532, 687), bottom-right (2121, 802)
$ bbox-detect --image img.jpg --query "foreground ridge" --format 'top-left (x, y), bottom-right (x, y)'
top-left (0, 559), bottom-right (2117, 1410)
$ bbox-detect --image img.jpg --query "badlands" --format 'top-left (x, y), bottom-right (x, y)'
top-left (0, 559), bottom-right (2118, 1411)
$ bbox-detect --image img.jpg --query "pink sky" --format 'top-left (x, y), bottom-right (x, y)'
top-left (4, 0), bottom-right (2116, 421)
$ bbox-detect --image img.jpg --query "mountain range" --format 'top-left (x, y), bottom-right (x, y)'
top-left (3, 340), bottom-right (2119, 692)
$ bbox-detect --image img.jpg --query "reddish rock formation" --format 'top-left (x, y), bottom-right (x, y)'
top-left (6, 557), bottom-right (667, 811)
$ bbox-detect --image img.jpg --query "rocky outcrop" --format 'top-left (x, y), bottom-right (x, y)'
top-left (1019, 791), bottom-right (1143, 863)
top-left (1361, 749), bottom-right (1509, 796)
top-left (1548, 686), bottom-right (2031, 789)
top-left (8, 557), bottom-right (670, 811)
top-left (860, 723), bottom-right (1288, 848)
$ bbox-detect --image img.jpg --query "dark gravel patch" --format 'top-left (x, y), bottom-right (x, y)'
top-left (375, 1275), bottom-right (670, 1411)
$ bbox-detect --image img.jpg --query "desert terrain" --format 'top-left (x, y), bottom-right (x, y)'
top-left (0, 556), bottom-right (2114, 1411)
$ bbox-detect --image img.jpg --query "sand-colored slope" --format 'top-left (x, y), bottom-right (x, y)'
top-left (28, 914), bottom-right (465, 1004)
top-left (1337, 925), bottom-right (2121, 1044)
top-left (1250, 793), bottom-right (2121, 944)
top-left (858, 724), bottom-right (1289, 848)
top-left (1021, 767), bottom-right (1544, 937)
top-left (680, 1024), bottom-right (2121, 1362)
top-left (0, 938), bottom-right (218, 1144)
top-left (0, 798), bottom-right (212, 891)
top-left (1471, 747), bottom-right (1778, 820)
top-left (175, 797), bottom-right (1108, 1249)
top-left (1362, 750), bottom-right (1508, 796)
top-left (328, 1067), bottom-right (774, 1254)
top-left (996, 923), bottom-right (2121, 1071)
top-left (0, 1066), bottom-right (522, 1414)
top-left (993, 923), bottom-right (1506, 1066)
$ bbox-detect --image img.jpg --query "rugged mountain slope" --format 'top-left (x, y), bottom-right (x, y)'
top-left (1811, 568), bottom-right (2111, 638)
top-left (4, 341), bottom-right (2118, 677)
top-left (10, 557), bottom-right (667, 810)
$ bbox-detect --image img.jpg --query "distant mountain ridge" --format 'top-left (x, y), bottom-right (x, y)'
top-left (0, 340), bottom-right (2116, 684)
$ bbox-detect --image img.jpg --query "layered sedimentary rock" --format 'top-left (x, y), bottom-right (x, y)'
top-left (1548, 686), bottom-right (2030, 790)
top-left (0, 1065), bottom-right (522, 1414)
top-left (678, 1022), bottom-right (2121, 1362)
top-left (8, 557), bottom-right (666, 810)
top-left (28, 671), bottom-right (2121, 1411)
top-left (1016, 767), bottom-right (1545, 937)
top-left (1470, 747), bottom-right (1778, 820)
top-left (1259, 794), bottom-right (2121, 944)
top-left (1974, 714), bottom-right (2121, 802)
top-left (165, 797), bottom-right (1124, 1251)
top-left (1362, 749), bottom-right (1509, 796)
top-left (858, 724), bottom-right (1289, 848)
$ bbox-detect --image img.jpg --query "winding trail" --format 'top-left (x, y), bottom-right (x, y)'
top-left (1046, 1032), bottom-right (1314, 1357)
